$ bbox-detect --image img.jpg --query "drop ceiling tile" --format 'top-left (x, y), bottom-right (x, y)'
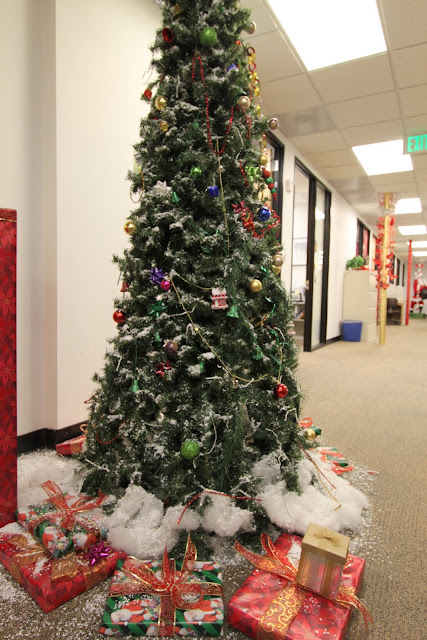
top-left (398, 85), bottom-right (427, 118)
top-left (391, 44), bottom-right (427, 89)
top-left (276, 106), bottom-right (335, 138)
top-left (327, 92), bottom-right (400, 129)
top-left (368, 178), bottom-right (417, 193)
top-left (321, 164), bottom-right (365, 180)
top-left (288, 130), bottom-right (347, 154)
top-left (404, 116), bottom-right (427, 136)
top-left (415, 168), bottom-right (427, 181)
top-left (241, 0), bottom-right (279, 35)
top-left (412, 155), bottom-right (427, 169)
top-left (310, 54), bottom-right (394, 103)
top-left (394, 214), bottom-right (425, 227)
top-left (304, 149), bottom-right (356, 168)
top-left (250, 31), bottom-right (303, 81)
top-left (342, 120), bottom-right (404, 147)
top-left (260, 75), bottom-right (321, 115)
top-left (381, 0), bottom-right (427, 49)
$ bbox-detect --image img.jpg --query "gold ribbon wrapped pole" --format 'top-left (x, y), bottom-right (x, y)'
top-left (235, 533), bottom-right (372, 638)
top-left (110, 534), bottom-right (223, 636)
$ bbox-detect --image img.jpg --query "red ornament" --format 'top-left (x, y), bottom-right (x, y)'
top-left (113, 310), bottom-right (126, 324)
top-left (162, 27), bottom-right (174, 44)
top-left (236, 40), bottom-right (242, 46)
top-left (120, 281), bottom-right (129, 292)
top-left (262, 168), bottom-right (271, 179)
top-left (274, 383), bottom-right (288, 398)
top-left (142, 88), bottom-right (152, 100)
top-left (161, 279), bottom-right (171, 292)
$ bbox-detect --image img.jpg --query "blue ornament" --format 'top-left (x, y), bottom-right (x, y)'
top-left (257, 206), bottom-right (271, 222)
top-left (208, 186), bottom-right (219, 197)
top-left (227, 63), bottom-right (238, 72)
top-left (150, 267), bottom-right (166, 284)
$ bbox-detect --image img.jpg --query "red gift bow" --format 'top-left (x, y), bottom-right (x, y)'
top-left (235, 533), bottom-right (373, 636)
top-left (28, 480), bottom-right (107, 534)
top-left (110, 534), bottom-right (223, 636)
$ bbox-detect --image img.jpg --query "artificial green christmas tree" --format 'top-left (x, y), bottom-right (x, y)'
top-left (82, 0), bottom-right (307, 533)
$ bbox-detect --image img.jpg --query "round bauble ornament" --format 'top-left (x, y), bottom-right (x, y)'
top-left (246, 21), bottom-right (257, 35)
top-left (250, 279), bottom-right (262, 293)
top-left (162, 27), bottom-right (174, 44)
top-left (190, 166), bottom-right (202, 178)
top-left (237, 95), bottom-right (251, 111)
top-left (262, 168), bottom-right (271, 179)
top-left (259, 154), bottom-right (269, 166)
top-left (200, 27), bottom-right (218, 47)
top-left (160, 279), bottom-right (171, 292)
top-left (272, 254), bottom-right (284, 267)
top-left (305, 428), bottom-right (317, 443)
top-left (165, 340), bottom-right (179, 356)
top-left (180, 439), bottom-right (200, 460)
top-left (142, 88), bottom-right (152, 100)
top-left (272, 265), bottom-right (281, 276)
top-left (159, 120), bottom-right (169, 132)
top-left (268, 117), bottom-right (279, 131)
top-left (265, 177), bottom-right (273, 185)
top-left (113, 310), bottom-right (126, 324)
top-left (274, 383), bottom-right (288, 398)
top-left (124, 220), bottom-right (137, 235)
top-left (257, 206), bottom-right (271, 222)
top-left (155, 95), bottom-right (167, 111)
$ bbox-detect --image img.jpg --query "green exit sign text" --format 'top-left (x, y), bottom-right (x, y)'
top-left (405, 134), bottom-right (427, 154)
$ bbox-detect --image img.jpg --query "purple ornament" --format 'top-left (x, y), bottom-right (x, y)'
top-left (161, 279), bottom-right (171, 292)
top-left (150, 267), bottom-right (166, 284)
top-left (227, 63), bottom-right (238, 72)
top-left (84, 540), bottom-right (111, 566)
top-left (208, 186), bottom-right (219, 197)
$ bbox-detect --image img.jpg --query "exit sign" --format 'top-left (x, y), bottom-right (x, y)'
top-left (404, 134), bottom-right (427, 154)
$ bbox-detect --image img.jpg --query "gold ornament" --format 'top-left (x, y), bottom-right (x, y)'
top-left (272, 265), bottom-right (281, 276)
top-left (268, 117), bottom-right (279, 130)
top-left (155, 96), bottom-right (167, 111)
top-left (232, 377), bottom-right (239, 390)
top-left (159, 120), bottom-right (169, 132)
top-left (250, 279), bottom-right (262, 293)
top-left (246, 21), bottom-right (256, 35)
top-left (305, 428), bottom-right (317, 442)
top-left (124, 220), bottom-right (137, 235)
top-left (259, 154), bottom-right (268, 166)
top-left (272, 254), bottom-right (284, 267)
top-left (174, 3), bottom-right (182, 14)
top-left (256, 105), bottom-right (262, 116)
top-left (238, 95), bottom-right (251, 111)
top-left (254, 86), bottom-right (260, 97)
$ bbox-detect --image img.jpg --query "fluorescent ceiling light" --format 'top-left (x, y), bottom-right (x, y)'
top-left (352, 140), bottom-right (413, 176)
top-left (398, 225), bottom-right (427, 235)
top-left (395, 197), bottom-right (422, 214)
top-left (267, 0), bottom-right (386, 71)
top-left (411, 241), bottom-right (427, 248)
top-left (413, 251), bottom-right (427, 256)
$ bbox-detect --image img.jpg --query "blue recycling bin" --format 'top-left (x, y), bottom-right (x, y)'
top-left (342, 320), bottom-right (362, 342)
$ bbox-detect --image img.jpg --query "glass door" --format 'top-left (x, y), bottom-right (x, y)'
top-left (311, 184), bottom-right (326, 349)
top-left (291, 168), bottom-right (309, 345)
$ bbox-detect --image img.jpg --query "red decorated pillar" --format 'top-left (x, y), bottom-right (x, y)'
top-left (406, 240), bottom-right (412, 325)
top-left (0, 208), bottom-right (17, 526)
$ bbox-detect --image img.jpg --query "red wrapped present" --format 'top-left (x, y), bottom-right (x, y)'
top-left (0, 528), bottom-right (125, 612)
top-left (228, 532), bottom-right (372, 640)
top-left (100, 534), bottom-right (224, 636)
top-left (55, 433), bottom-right (87, 456)
top-left (16, 480), bottom-right (108, 558)
top-left (0, 208), bottom-right (17, 527)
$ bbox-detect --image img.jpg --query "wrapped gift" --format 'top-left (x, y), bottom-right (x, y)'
top-left (55, 433), bottom-right (87, 456)
top-left (228, 532), bottom-right (372, 640)
top-left (0, 208), bottom-right (17, 527)
top-left (318, 448), bottom-right (354, 475)
top-left (0, 529), bottom-right (125, 612)
top-left (16, 480), bottom-right (108, 557)
top-left (296, 523), bottom-right (349, 600)
top-left (100, 535), bottom-right (224, 636)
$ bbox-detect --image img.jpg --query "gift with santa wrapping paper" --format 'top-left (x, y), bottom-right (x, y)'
top-left (0, 527), bottom-right (125, 612)
top-left (16, 480), bottom-right (108, 558)
top-left (0, 208), bottom-right (17, 527)
top-left (228, 530), bottom-right (372, 640)
top-left (100, 535), bottom-right (224, 636)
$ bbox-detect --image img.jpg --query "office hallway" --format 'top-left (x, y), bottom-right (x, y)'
top-left (297, 319), bottom-right (427, 640)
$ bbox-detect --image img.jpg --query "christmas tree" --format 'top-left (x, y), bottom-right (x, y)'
top-left (82, 0), bottom-right (307, 534)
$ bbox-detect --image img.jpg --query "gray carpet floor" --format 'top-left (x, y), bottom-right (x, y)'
top-left (0, 320), bottom-right (425, 639)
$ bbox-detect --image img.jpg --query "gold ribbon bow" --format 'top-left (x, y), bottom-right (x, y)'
top-left (28, 480), bottom-right (106, 536)
top-left (7, 534), bottom-right (111, 587)
top-left (110, 534), bottom-right (223, 636)
top-left (235, 533), bottom-right (373, 639)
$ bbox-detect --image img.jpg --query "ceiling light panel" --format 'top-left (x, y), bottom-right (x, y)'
top-left (266, 0), bottom-right (387, 71)
top-left (412, 251), bottom-right (427, 256)
top-left (352, 140), bottom-right (413, 176)
top-left (395, 197), bottom-right (422, 214)
top-left (411, 241), bottom-right (427, 248)
top-left (398, 225), bottom-right (427, 235)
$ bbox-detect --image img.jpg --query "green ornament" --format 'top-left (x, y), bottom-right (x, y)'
top-left (226, 304), bottom-right (239, 318)
top-left (193, 119), bottom-right (200, 130)
top-left (252, 346), bottom-right (263, 361)
top-left (171, 191), bottom-right (180, 204)
top-left (200, 27), bottom-right (218, 47)
top-left (154, 332), bottom-right (162, 346)
top-left (190, 166), bottom-right (202, 178)
top-left (265, 177), bottom-right (273, 185)
top-left (271, 187), bottom-right (277, 194)
top-left (180, 439), bottom-right (200, 460)
top-left (312, 427), bottom-right (322, 436)
top-left (199, 360), bottom-right (206, 373)
top-left (130, 379), bottom-right (140, 392)
top-left (148, 301), bottom-right (168, 318)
